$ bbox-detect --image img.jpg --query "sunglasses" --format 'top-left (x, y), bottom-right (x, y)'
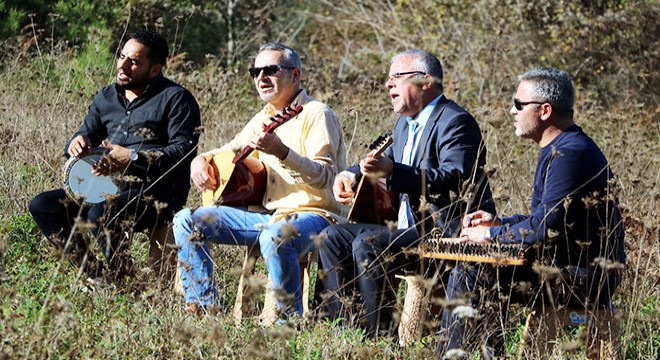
top-left (513, 98), bottom-right (547, 110)
top-left (248, 65), bottom-right (294, 78)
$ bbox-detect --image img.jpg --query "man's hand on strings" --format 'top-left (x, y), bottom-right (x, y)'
top-left (458, 210), bottom-right (500, 244)
top-left (190, 155), bottom-right (217, 191)
top-left (459, 226), bottom-right (493, 244)
top-left (333, 171), bottom-right (356, 205)
top-left (462, 210), bottom-right (501, 228)
top-left (248, 132), bottom-right (290, 160)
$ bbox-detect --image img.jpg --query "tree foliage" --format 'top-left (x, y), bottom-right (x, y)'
top-left (0, 0), bottom-right (656, 104)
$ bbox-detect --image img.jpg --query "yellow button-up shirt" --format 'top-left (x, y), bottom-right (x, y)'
top-left (201, 90), bottom-right (347, 223)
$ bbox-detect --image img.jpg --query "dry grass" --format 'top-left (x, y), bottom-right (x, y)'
top-left (1, 1), bottom-right (659, 358)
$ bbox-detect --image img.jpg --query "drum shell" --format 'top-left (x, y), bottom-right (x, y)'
top-left (61, 148), bottom-right (120, 204)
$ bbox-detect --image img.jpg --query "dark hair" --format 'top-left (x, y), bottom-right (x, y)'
top-left (128, 29), bottom-right (169, 67)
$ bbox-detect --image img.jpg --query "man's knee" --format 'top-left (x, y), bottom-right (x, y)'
top-left (173, 208), bottom-right (192, 226)
top-left (28, 194), bottom-right (44, 218)
top-left (352, 234), bottom-right (377, 259)
top-left (321, 223), bottom-right (343, 239)
top-left (85, 204), bottom-right (105, 225)
top-left (446, 265), bottom-right (477, 299)
top-left (259, 224), bottom-right (302, 259)
top-left (173, 208), bottom-right (194, 245)
top-left (258, 230), bottom-right (281, 258)
top-left (319, 224), bottom-right (348, 253)
top-left (29, 191), bottom-right (61, 218)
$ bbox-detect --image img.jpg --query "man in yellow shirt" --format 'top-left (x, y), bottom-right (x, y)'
top-left (173, 43), bottom-right (346, 317)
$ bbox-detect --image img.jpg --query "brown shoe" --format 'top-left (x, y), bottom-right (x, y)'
top-left (187, 302), bottom-right (205, 316)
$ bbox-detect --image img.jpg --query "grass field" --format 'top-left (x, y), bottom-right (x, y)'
top-left (1, 1), bottom-right (658, 358)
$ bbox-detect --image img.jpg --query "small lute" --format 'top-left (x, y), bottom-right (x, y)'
top-left (347, 131), bottom-right (398, 224)
top-left (201, 104), bottom-right (304, 207)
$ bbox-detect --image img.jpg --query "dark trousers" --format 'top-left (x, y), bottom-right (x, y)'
top-left (436, 262), bottom-right (621, 357)
top-left (315, 223), bottom-right (424, 336)
top-left (29, 188), bottom-right (172, 279)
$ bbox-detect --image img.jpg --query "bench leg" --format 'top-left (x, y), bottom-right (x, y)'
top-left (233, 247), bottom-right (261, 325)
top-left (301, 252), bottom-right (315, 316)
top-left (147, 224), bottom-right (177, 280)
top-left (259, 278), bottom-right (279, 326)
top-left (174, 266), bottom-right (183, 295)
top-left (519, 308), bottom-right (560, 358)
top-left (259, 252), bottom-right (315, 326)
top-left (587, 309), bottom-right (621, 360)
top-left (521, 306), bottom-right (621, 360)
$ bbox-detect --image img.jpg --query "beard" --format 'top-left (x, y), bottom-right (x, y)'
top-left (258, 91), bottom-right (276, 103)
top-left (514, 121), bottom-right (540, 138)
top-left (117, 71), bottom-right (153, 92)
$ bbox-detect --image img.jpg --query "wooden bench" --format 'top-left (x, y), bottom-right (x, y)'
top-left (519, 304), bottom-right (621, 360)
top-left (232, 247), bottom-right (314, 326)
top-left (174, 246), bottom-right (314, 326)
top-left (397, 274), bottom-right (621, 360)
top-left (122, 222), bottom-right (177, 280)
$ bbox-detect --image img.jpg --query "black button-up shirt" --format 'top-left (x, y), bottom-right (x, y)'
top-left (66, 74), bottom-right (201, 208)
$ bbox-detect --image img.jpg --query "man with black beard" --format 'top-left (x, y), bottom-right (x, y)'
top-left (29, 29), bottom-right (200, 284)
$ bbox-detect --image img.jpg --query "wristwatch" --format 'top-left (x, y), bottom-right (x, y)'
top-left (129, 149), bottom-right (138, 161)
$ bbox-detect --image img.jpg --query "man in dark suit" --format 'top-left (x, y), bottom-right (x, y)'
top-left (316, 49), bottom-right (496, 336)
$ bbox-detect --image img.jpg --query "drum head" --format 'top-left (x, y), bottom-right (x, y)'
top-left (63, 152), bottom-right (119, 204)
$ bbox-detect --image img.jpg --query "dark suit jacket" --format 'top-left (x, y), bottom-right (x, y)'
top-left (350, 96), bottom-right (496, 236)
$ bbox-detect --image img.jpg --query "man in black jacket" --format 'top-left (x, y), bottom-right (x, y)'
top-left (29, 29), bottom-right (200, 282)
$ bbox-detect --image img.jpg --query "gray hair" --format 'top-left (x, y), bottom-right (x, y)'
top-left (518, 67), bottom-right (575, 114)
top-left (258, 42), bottom-right (301, 69)
top-left (391, 49), bottom-right (443, 86)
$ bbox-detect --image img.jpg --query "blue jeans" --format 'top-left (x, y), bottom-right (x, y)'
top-left (173, 205), bottom-right (329, 315)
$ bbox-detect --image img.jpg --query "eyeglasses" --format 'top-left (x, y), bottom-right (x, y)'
top-left (513, 98), bottom-right (547, 110)
top-left (387, 71), bottom-right (427, 82)
top-left (248, 65), bottom-right (294, 78)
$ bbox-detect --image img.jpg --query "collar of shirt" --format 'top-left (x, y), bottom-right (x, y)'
top-left (408, 93), bottom-right (444, 128)
top-left (402, 93), bottom-right (444, 166)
